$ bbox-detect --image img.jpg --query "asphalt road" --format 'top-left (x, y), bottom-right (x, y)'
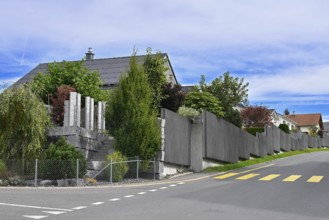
top-left (1, 151), bottom-right (329, 220)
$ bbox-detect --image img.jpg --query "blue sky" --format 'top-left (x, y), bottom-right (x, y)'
top-left (1, 0), bottom-right (329, 121)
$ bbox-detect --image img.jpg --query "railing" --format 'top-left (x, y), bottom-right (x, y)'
top-left (0, 158), bottom-right (157, 187)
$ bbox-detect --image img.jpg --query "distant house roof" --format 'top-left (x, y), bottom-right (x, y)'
top-left (13, 49), bottom-right (178, 88)
top-left (286, 113), bottom-right (323, 129)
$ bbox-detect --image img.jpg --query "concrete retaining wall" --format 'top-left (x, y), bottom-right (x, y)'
top-left (161, 109), bottom-right (327, 172)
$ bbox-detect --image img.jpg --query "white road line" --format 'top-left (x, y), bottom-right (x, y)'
top-left (178, 182), bottom-right (185, 185)
top-left (138, 192), bottom-right (146, 195)
top-left (72, 206), bottom-right (87, 210)
top-left (169, 184), bottom-right (177, 187)
top-left (159, 187), bottom-right (168, 189)
top-left (23, 215), bottom-right (48, 219)
top-left (124, 195), bottom-right (134, 198)
top-left (109, 198), bottom-right (121, 201)
top-left (0, 203), bottom-right (72, 212)
top-left (149, 189), bottom-right (158, 192)
top-left (42, 211), bottom-right (66, 215)
top-left (92, 202), bottom-right (104, 205)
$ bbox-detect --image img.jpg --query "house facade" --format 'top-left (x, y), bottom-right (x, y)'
top-left (286, 113), bottom-right (324, 133)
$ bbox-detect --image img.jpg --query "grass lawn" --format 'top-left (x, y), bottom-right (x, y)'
top-left (204, 148), bottom-right (329, 172)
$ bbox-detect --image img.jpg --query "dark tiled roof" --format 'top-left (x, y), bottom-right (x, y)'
top-left (13, 54), bottom-right (177, 87)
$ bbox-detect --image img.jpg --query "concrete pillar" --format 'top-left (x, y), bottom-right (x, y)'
top-left (90, 98), bottom-right (94, 131)
top-left (189, 116), bottom-right (204, 172)
top-left (97, 102), bottom-right (102, 131)
top-left (76, 93), bottom-right (81, 127)
top-left (85, 97), bottom-right (90, 129)
top-left (102, 102), bottom-right (106, 130)
top-left (63, 100), bottom-right (70, 127)
top-left (69, 92), bottom-right (77, 126)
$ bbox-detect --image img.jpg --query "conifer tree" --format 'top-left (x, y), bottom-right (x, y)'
top-left (106, 53), bottom-right (161, 161)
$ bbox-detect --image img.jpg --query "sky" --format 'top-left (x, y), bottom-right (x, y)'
top-left (1, 0), bottom-right (329, 121)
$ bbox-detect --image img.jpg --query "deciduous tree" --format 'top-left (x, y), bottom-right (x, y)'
top-left (160, 82), bottom-right (185, 112)
top-left (30, 60), bottom-right (109, 102)
top-left (184, 91), bottom-right (224, 118)
top-left (240, 106), bottom-right (272, 128)
top-left (0, 86), bottom-right (51, 159)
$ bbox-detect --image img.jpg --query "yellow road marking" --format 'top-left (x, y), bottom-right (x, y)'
top-left (259, 174), bottom-right (280, 181)
top-left (307, 176), bottom-right (324, 183)
top-left (283, 175), bottom-right (302, 182)
top-left (236, 173), bottom-right (259, 180)
top-left (214, 173), bottom-right (239, 180)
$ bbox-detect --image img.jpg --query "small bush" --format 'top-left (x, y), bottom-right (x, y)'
top-left (105, 151), bottom-right (129, 182)
top-left (245, 127), bottom-right (265, 136)
top-left (0, 160), bottom-right (8, 179)
top-left (178, 106), bottom-right (200, 120)
top-left (40, 136), bottom-right (87, 180)
top-left (279, 124), bottom-right (290, 134)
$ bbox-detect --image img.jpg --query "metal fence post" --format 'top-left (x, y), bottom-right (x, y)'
top-left (136, 156), bottom-right (139, 180)
top-left (34, 159), bottom-right (38, 187)
top-left (76, 159), bottom-right (79, 187)
top-left (153, 157), bottom-right (156, 181)
top-left (110, 158), bottom-right (113, 184)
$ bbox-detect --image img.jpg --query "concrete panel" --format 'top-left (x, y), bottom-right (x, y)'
top-left (162, 109), bottom-right (191, 166)
top-left (204, 112), bottom-right (238, 163)
top-left (265, 126), bottom-right (274, 155)
top-left (257, 133), bottom-right (268, 157)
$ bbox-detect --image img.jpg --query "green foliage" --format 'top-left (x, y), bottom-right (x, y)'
top-left (184, 91), bottom-right (224, 118)
top-left (222, 108), bottom-right (243, 128)
top-left (40, 137), bottom-right (87, 180)
top-left (0, 159), bottom-right (7, 179)
top-left (106, 53), bottom-right (161, 161)
top-left (161, 82), bottom-right (185, 112)
top-left (143, 48), bottom-right (168, 112)
top-left (308, 127), bottom-right (319, 137)
top-left (200, 72), bottom-right (249, 110)
top-left (197, 73), bottom-right (248, 125)
top-left (204, 148), bottom-right (329, 172)
top-left (0, 86), bottom-right (51, 159)
top-left (245, 127), bottom-right (265, 136)
top-left (279, 124), bottom-right (290, 134)
top-left (105, 151), bottom-right (129, 182)
top-left (178, 106), bottom-right (200, 120)
top-left (30, 60), bottom-right (109, 102)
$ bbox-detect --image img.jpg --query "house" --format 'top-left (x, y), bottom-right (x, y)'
top-left (13, 48), bottom-right (178, 88)
top-left (286, 113), bottom-right (324, 133)
top-left (269, 109), bottom-right (298, 130)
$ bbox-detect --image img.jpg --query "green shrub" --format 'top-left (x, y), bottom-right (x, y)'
top-left (0, 160), bottom-right (8, 179)
top-left (245, 127), bottom-right (264, 136)
top-left (105, 151), bottom-right (129, 182)
top-left (178, 106), bottom-right (200, 120)
top-left (40, 137), bottom-right (87, 180)
top-left (279, 124), bottom-right (290, 134)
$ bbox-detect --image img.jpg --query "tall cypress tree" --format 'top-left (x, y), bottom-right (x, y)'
top-left (106, 53), bottom-right (161, 161)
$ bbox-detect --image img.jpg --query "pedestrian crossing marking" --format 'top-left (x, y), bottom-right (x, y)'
top-left (236, 173), bottom-right (259, 180)
top-left (283, 175), bottom-right (302, 182)
top-left (259, 174), bottom-right (280, 181)
top-left (214, 173), bottom-right (239, 180)
top-left (307, 176), bottom-right (323, 183)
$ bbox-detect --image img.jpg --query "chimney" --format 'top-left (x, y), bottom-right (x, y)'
top-left (85, 47), bottom-right (94, 61)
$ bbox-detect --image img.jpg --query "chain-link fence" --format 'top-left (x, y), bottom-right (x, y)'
top-left (0, 158), bottom-right (157, 187)
top-left (85, 156), bottom-right (156, 186)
